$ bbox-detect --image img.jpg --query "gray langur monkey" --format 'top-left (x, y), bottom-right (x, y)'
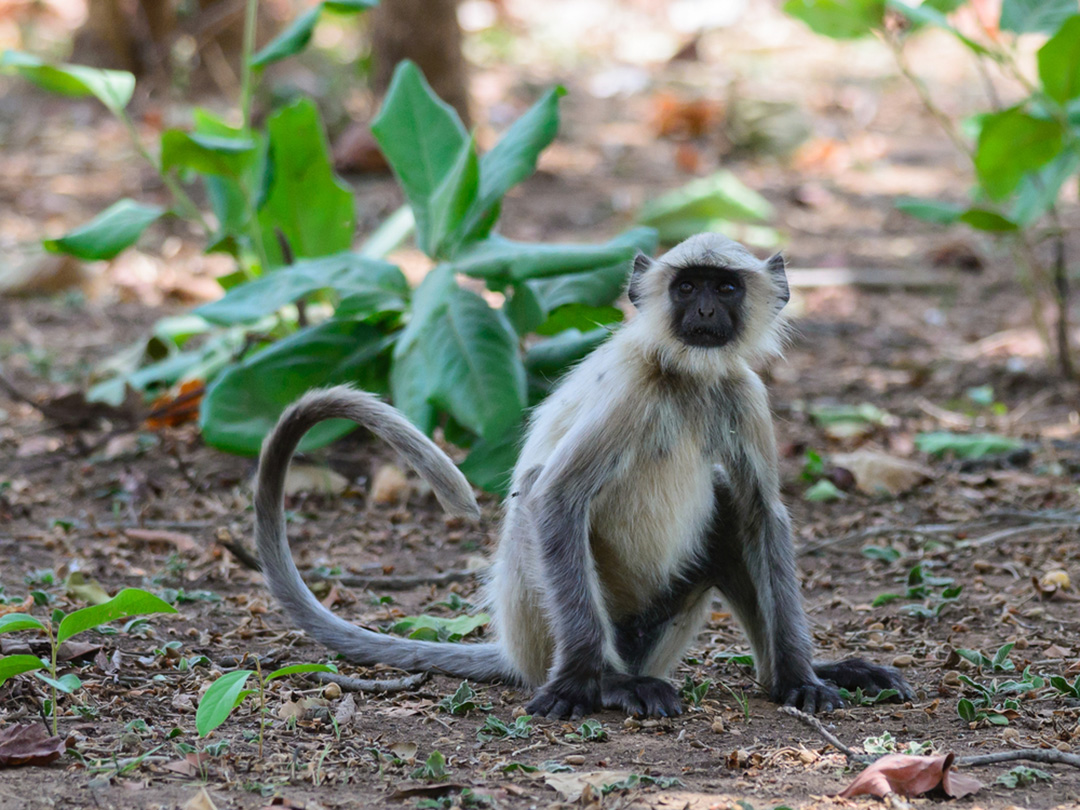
top-left (254, 233), bottom-right (913, 719)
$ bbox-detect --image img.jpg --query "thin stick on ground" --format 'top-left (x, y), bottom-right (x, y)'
top-left (782, 706), bottom-right (1080, 771)
top-left (312, 671), bottom-right (429, 693)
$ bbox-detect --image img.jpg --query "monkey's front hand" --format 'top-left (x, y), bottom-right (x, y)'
top-left (814, 657), bottom-right (915, 702)
top-left (526, 673), bottom-right (602, 720)
top-left (602, 674), bottom-right (683, 718)
top-left (772, 675), bottom-right (843, 714)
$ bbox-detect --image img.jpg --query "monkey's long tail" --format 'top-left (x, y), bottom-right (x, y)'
top-left (254, 384), bottom-right (515, 682)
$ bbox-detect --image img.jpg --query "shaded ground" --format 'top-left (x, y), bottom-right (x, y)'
top-left (2, 3), bottom-right (1080, 809)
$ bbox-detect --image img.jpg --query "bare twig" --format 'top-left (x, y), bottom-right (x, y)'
top-left (956, 748), bottom-right (1080, 769)
top-left (312, 671), bottom-right (429, 693)
top-left (219, 539), bottom-right (262, 571)
top-left (331, 568), bottom-right (483, 591)
top-left (778, 706), bottom-right (867, 762)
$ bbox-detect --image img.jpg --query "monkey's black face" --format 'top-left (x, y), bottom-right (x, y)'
top-left (668, 267), bottom-right (745, 348)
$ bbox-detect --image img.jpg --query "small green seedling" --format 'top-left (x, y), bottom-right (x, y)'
top-left (601, 774), bottom-right (683, 794)
top-left (566, 718), bottom-right (607, 742)
top-left (721, 683), bottom-right (751, 721)
top-left (839, 687), bottom-right (900, 707)
top-left (476, 714), bottom-right (533, 742)
top-left (956, 642), bottom-right (1016, 673)
top-left (391, 613), bottom-right (490, 643)
top-left (0, 587), bottom-right (177, 734)
top-left (417, 787), bottom-right (492, 809)
top-left (996, 765), bottom-right (1053, 788)
top-left (680, 675), bottom-right (713, 706)
top-left (438, 681), bottom-right (492, 716)
top-left (1049, 674), bottom-right (1080, 699)
top-left (955, 666), bottom-right (1044, 728)
top-left (411, 750), bottom-right (451, 781)
top-left (874, 564), bottom-right (963, 618)
top-left (196, 660), bottom-right (338, 756)
top-left (862, 731), bottom-right (933, 756)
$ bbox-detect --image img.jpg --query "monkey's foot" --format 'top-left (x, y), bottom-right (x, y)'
top-left (772, 676), bottom-right (843, 714)
top-left (526, 675), bottom-right (601, 720)
top-left (602, 674), bottom-right (683, 718)
top-left (814, 657), bottom-right (915, 702)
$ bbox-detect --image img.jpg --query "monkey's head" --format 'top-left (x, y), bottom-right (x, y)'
top-left (625, 234), bottom-right (789, 373)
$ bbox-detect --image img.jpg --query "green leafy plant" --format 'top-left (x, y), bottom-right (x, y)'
top-left (438, 681), bottom-right (493, 716)
top-left (566, 718), bottom-right (608, 742)
top-left (915, 432), bottom-right (1025, 460)
top-left (996, 765), bottom-right (1053, 788)
top-left (956, 642), bottom-right (1016, 673)
top-left (601, 774), bottom-right (683, 794)
top-left (390, 612), bottom-right (490, 643)
top-left (411, 750), bottom-right (451, 781)
top-left (1049, 673), bottom-right (1080, 699)
top-left (3, 4), bottom-right (659, 495)
top-left (956, 665), bottom-right (1045, 727)
top-left (195, 660), bottom-right (338, 755)
top-left (476, 714), bottom-right (533, 742)
top-left (862, 731), bottom-right (933, 755)
top-left (873, 563), bottom-right (963, 618)
top-left (784, 0), bottom-right (1080, 377)
top-left (839, 687), bottom-right (901, 706)
top-left (0, 588), bottom-right (177, 734)
top-left (680, 675), bottom-right (713, 706)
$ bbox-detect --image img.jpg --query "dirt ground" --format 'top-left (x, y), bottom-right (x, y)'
top-left (2, 3), bottom-right (1080, 809)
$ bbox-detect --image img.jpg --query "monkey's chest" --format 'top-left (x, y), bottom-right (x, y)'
top-left (588, 442), bottom-right (716, 617)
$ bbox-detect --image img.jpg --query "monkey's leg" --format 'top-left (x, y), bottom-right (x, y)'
top-left (604, 591), bottom-right (712, 717)
top-left (709, 480), bottom-right (842, 713)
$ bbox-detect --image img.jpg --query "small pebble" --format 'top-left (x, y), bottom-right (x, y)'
top-left (322, 682), bottom-right (342, 700)
top-left (623, 717), bottom-right (641, 730)
top-left (711, 718), bottom-right (725, 734)
top-left (564, 754), bottom-right (585, 765)
top-left (892, 654), bottom-right (915, 668)
top-left (943, 671), bottom-right (961, 686)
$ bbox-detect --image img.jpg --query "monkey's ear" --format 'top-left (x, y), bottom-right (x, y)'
top-left (766, 253), bottom-right (789, 311)
top-left (628, 251), bottom-right (654, 308)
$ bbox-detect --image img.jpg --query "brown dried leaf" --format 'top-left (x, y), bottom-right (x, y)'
top-left (0, 724), bottom-right (71, 767)
top-left (838, 753), bottom-right (981, 799)
top-left (830, 450), bottom-right (931, 496)
top-left (123, 528), bottom-right (201, 554)
top-left (181, 787), bottom-right (219, 810)
top-left (145, 380), bottom-right (204, 430)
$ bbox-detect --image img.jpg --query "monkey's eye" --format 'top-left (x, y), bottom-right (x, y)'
top-left (716, 282), bottom-right (737, 295)
top-left (678, 281), bottom-right (695, 295)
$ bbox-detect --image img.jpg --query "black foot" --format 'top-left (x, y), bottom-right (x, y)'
top-left (602, 674), bottom-right (683, 718)
top-left (526, 674), bottom-right (601, 720)
top-left (772, 676), bottom-right (843, 714)
top-left (814, 657), bottom-right (914, 702)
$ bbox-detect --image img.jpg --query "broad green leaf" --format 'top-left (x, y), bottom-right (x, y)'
top-left (390, 613), bottom-right (490, 642)
top-left (459, 86), bottom-right (566, 242)
top-left (58, 588), bottom-right (177, 643)
top-left (427, 137), bottom-right (481, 258)
top-left (43, 199), bottom-right (164, 260)
top-left (804, 479), bottom-right (845, 501)
top-left (0, 614), bottom-right (46, 634)
top-left (525, 328), bottom-right (610, 380)
top-left (504, 283), bottom-right (547, 335)
top-left (251, 0), bottom-right (377, 67)
top-left (34, 672), bottom-right (82, 694)
top-left (201, 319), bottom-right (392, 455)
top-left (0, 655), bottom-right (46, 686)
top-left (195, 252), bottom-right (406, 324)
top-left (638, 171), bottom-right (773, 244)
top-left (160, 131), bottom-right (257, 177)
top-left (1038, 15), bottom-right (1080, 102)
top-left (391, 266), bottom-right (526, 443)
top-left (453, 232), bottom-right (647, 284)
top-left (258, 98), bottom-right (355, 264)
top-left (915, 431), bottom-right (1025, 458)
top-left (458, 426), bottom-right (523, 495)
top-left (1000, 0), bottom-right (1078, 33)
top-left (266, 663), bottom-right (339, 682)
top-left (0, 51), bottom-right (134, 113)
top-left (527, 227), bottom-right (658, 313)
top-left (535, 304), bottom-right (622, 336)
top-left (894, 197), bottom-right (963, 225)
top-left (975, 107), bottom-right (1063, 200)
top-left (958, 208), bottom-right (1018, 231)
top-left (925, 0), bottom-right (966, 10)
top-left (196, 670), bottom-right (253, 736)
top-left (1011, 149), bottom-right (1080, 225)
top-left (782, 0), bottom-right (886, 39)
top-left (371, 61), bottom-right (469, 255)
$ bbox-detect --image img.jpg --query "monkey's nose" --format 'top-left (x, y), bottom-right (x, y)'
top-left (698, 305), bottom-right (714, 317)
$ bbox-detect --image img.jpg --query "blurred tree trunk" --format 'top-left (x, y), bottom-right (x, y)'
top-left (370, 0), bottom-right (470, 126)
top-left (71, 0), bottom-right (254, 91)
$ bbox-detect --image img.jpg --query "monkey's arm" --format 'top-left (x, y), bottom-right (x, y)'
top-left (718, 374), bottom-right (912, 710)
top-left (522, 411), bottom-right (625, 719)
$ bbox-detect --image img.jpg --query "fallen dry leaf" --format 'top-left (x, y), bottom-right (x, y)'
top-left (0, 724), bottom-right (71, 767)
top-left (181, 787), bottom-right (219, 810)
top-left (838, 753), bottom-right (981, 799)
top-left (371, 464), bottom-right (410, 506)
top-left (145, 380), bottom-right (204, 429)
top-left (124, 528), bottom-right (201, 555)
top-left (282, 464), bottom-right (349, 497)
top-left (830, 450), bottom-right (931, 496)
top-left (0, 595), bottom-right (34, 618)
top-left (543, 770), bottom-right (635, 802)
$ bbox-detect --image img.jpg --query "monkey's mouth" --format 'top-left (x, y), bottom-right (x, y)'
top-left (681, 327), bottom-right (733, 348)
